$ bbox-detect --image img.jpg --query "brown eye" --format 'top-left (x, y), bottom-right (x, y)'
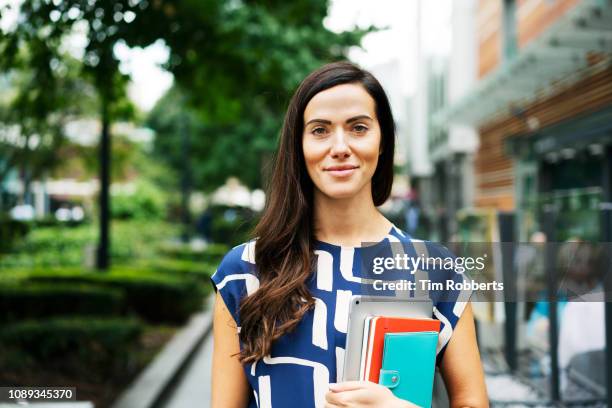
top-left (312, 127), bottom-right (326, 136)
top-left (353, 124), bottom-right (368, 133)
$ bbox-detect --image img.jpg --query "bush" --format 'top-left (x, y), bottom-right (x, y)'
top-left (0, 282), bottom-right (125, 322)
top-left (159, 243), bottom-right (229, 265)
top-left (15, 224), bottom-right (94, 253)
top-left (0, 225), bottom-right (94, 268)
top-left (0, 220), bottom-right (180, 268)
top-left (0, 217), bottom-right (30, 253)
top-left (102, 270), bottom-right (204, 323)
top-left (28, 268), bottom-right (204, 324)
top-left (32, 216), bottom-right (86, 228)
top-left (211, 218), bottom-right (254, 248)
top-left (0, 249), bottom-right (85, 268)
top-left (111, 221), bottom-right (180, 262)
top-left (0, 317), bottom-right (143, 366)
top-left (111, 180), bottom-right (166, 221)
top-left (0, 268), bottom-right (28, 283)
top-left (208, 205), bottom-right (257, 247)
top-left (145, 258), bottom-right (216, 282)
top-left (202, 244), bottom-right (231, 264)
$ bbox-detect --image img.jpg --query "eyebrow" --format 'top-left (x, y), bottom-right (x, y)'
top-left (304, 115), bottom-right (373, 127)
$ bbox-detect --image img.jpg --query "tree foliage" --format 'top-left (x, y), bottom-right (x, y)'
top-left (147, 1), bottom-right (372, 191)
top-left (0, 0), bottom-right (371, 192)
top-left (0, 54), bottom-right (94, 198)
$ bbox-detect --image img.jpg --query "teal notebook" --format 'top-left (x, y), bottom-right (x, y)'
top-left (378, 331), bottom-right (438, 408)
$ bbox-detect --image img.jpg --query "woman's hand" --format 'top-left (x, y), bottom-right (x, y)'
top-left (324, 381), bottom-right (419, 408)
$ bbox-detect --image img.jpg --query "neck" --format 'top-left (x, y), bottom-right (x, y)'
top-left (313, 185), bottom-right (392, 247)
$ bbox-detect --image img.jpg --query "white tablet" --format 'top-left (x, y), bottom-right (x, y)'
top-left (341, 295), bottom-right (433, 381)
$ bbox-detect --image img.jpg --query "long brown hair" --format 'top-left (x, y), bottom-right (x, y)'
top-left (238, 61), bottom-right (396, 363)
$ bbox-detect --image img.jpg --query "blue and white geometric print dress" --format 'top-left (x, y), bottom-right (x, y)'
top-left (210, 225), bottom-right (472, 408)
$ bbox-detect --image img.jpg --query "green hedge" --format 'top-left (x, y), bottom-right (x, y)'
top-left (0, 217), bottom-right (30, 253)
top-left (0, 226), bottom-right (94, 268)
top-left (32, 216), bottom-right (86, 228)
top-left (111, 221), bottom-right (180, 262)
top-left (0, 317), bottom-right (142, 365)
top-left (0, 283), bottom-right (125, 322)
top-left (0, 250), bottom-right (85, 268)
top-left (13, 225), bottom-right (94, 254)
top-left (159, 243), bottom-right (229, 265)
top-left (28, 269), bottom-right (204, 324)
top-left (202, 244), bottom-right (230, 264)
top-left (111, 180), bottom-right (166, 221)
top-left (143, 258), bottom-right (216, 282)
top-left (208, 205), bottom-right (258, 245)
top-left (0, 221), bottom-right (181, 268)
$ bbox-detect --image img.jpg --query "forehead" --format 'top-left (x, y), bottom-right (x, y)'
top-left (303, 83), bottom-right (376, 122)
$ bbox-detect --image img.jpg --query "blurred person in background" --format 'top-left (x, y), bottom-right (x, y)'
top-left (403, 186), bottom-right (420, 236)
top-left (209, 62), bottom-right (487, 408)
top-left (558, 242), bottom-right (607, 391)
top-left (517, 232), bottom-right (548, 351)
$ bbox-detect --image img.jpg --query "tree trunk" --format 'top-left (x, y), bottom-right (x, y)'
top-left (180, 113), bottom-right (191, 243)
top-left (96, 99), bottom-right (111, 271)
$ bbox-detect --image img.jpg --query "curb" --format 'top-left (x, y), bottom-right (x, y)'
top-left (112, 295), bottom-right (215, 408)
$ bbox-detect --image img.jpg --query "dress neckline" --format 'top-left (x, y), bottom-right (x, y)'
top-left (314, 224), bottom-right (398, 250)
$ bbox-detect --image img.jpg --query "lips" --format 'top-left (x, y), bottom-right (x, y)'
top-left (324, 164), bottom-right (359, 177)
top-left (325, 165), bottom-right (359, 171)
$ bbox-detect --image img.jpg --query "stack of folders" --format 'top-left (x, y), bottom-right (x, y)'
top-left (359, 316), bottom-right (441, 408)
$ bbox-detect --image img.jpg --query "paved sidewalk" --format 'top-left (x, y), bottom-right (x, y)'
top-left (482, 350), bottom-right (606, 408)
top-left (486, 374), bottom-right (543, 404)
top-left (160, 331), bottom-right (213, 407)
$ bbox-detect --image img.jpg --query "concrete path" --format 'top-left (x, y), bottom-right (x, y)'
top-left (159, 330), bottom-right (213, 408)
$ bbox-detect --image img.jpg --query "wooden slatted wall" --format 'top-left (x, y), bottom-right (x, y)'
top-left (478, 0), bottom-right (581, 77)
top-left (517, 0), bottom-right (581, 48)
top-left (478, 0), bottom-right (502, 78)
top-left (474, 66), bottom-right (612, 210)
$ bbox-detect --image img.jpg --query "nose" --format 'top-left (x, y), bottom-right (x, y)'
top-left (330, 127), bottom-right (351, 158)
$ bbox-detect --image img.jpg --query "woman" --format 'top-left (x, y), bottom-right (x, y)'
top-left (211, 61), bottom-right (488, 407)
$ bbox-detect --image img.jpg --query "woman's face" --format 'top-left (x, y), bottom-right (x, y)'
top-left (302, 83), bottom-right (381, 202)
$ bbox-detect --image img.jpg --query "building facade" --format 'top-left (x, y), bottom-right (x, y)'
top-left (435, 0), bottom-right (612, 243)
top-left (434, 1), bottom-right (612, 400)
top-left (412, 0), bottom-right (480, 241)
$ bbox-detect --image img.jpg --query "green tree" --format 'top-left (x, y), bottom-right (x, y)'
top-left (148, 2), bottom-right (372, 192)
top-left (0, 0), bottom-right (369, 265)
top-left (0, 50), bottom-right (94, 206)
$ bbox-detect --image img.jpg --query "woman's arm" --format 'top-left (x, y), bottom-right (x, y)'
top-left (439, 302), bottom-right (489, 408)
top-left (211, 292), bottom-right (251, 408)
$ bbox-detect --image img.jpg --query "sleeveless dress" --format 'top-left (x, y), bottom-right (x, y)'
top-left (210, 225), bottom-right (472, 408)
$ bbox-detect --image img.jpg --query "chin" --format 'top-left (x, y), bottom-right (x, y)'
top-left (319, 186), bottom-right (362, 200)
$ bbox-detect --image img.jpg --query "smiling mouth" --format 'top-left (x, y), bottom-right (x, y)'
top-left (324, 165), bottom-right (359, 177)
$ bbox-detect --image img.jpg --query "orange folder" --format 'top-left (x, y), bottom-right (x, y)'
top-left (361, 317), bottom-right (441, 383)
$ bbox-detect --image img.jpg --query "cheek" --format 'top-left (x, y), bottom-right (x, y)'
top-left (355, 134), bottom-right (382, 165)
top-left (302, 139), bottom-right (327, 168)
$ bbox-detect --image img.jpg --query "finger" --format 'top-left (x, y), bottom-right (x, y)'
top-left (325, 390), bottom-right (349, 406)
top-left (344, 388), bottom-right (373, 403)
top-left (329, 381), bottom-right (368, 392)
